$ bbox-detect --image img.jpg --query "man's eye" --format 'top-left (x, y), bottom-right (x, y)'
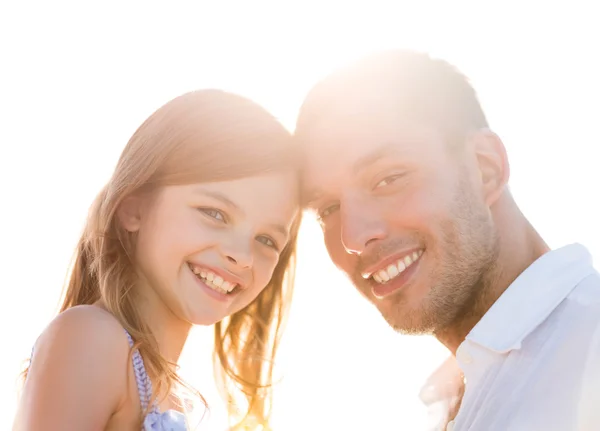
top-left (317, 203), bottom-right (340, 222)
top-left (374, 174), bottom-right (404, 189)
top-left (198, 208), bottom-right (226, 222)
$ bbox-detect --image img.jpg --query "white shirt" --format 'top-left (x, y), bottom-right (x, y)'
top-left (423, 244), bottom-right (600, 431)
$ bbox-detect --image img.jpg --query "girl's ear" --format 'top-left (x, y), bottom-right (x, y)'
top-left (117, 196), bottom-right (144, 232)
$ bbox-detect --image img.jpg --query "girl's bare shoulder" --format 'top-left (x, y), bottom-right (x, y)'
top-left (16, 305), bottom-right (133, 429)
top-left (37, 304), bottom-right (130, 356)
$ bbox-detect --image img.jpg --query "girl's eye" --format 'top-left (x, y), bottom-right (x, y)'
top-left (198, 208), bottom-right (226, 222)
top-left (256, 235), bottom-right (279, 251)
top-left (374, 174), bottom-right (404, 189)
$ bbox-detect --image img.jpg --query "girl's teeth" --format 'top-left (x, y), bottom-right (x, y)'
top-left (205, 279), bottom-right (228, 294)
top-left (373, 250), bottom-right (424, 284)
top-left (189, 264), bottom-right (237, 294)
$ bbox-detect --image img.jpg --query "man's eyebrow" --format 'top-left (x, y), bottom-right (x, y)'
top-left (302, 143), bottom-right (401, 207)
top-left (352, 142), bottom-right (397, 175)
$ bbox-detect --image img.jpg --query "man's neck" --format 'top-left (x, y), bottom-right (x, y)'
top-left (435, 204), bottom-right (550, 354)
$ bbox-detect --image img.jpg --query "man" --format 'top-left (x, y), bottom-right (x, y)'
top-left (295, 50), bottom-right (600, 430)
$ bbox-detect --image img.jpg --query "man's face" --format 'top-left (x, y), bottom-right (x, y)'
top-left (300, 101), bottom-right (499, 334)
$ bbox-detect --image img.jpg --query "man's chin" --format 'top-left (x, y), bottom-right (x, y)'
top-left (380, 306), bottom-right (435, 335)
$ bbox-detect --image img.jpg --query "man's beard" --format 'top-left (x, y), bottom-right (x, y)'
top-left (351, 175), bottom-right (500, 335)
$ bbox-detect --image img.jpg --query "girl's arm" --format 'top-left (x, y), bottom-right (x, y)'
top-left (13, 306), bottom-right (130, 431)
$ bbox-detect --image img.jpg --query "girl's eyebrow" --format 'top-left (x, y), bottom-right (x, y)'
top-left (195, 187), bottom-right (289, 239)
top-left (193, 188), bottom-right (240, 211)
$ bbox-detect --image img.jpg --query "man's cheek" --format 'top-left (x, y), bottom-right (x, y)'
top-left (324, 230), bottom-right (349, 267)
top-left (331, 249), bottom-right (359, 279)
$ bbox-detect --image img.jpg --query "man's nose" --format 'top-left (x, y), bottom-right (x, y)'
top-left (340, 198), bottom-right (387, 256)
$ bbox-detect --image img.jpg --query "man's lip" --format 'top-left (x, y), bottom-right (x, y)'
top-left (371, 254), bottom-right (423, 299)
top-left (187, 262), bottom-right (246, 289)
top-left (361, 248), bottom-right (424, 279)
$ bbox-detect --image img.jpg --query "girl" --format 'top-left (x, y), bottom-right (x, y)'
top-left (13, 90), bottom-right (301, 431)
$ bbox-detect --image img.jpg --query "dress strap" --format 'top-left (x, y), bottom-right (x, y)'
top-left (125, 330), bottom-right (157, 414)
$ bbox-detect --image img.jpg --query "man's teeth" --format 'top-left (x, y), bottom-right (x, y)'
top-left (372, 250), bottom-right (424, 284)
top-left (189, 265), bottom-right (237, 294)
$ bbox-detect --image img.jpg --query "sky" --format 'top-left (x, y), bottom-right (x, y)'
top-left (1, 1), bottom-right (599, 430)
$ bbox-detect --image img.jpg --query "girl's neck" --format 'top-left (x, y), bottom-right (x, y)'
top-left (149, 312), bottom-right (191, 365)
top-left (96, 288), bottom-right (192, 365)
top-left (137, 288), bottom-right (192, 365)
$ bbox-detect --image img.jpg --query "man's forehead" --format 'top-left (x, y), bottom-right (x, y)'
top-left (302, 115), bottom-right (438, 168)
top-left (299, 114), bottom-right (443, 205)
top-left (306, 107), bottom-right (400, 143)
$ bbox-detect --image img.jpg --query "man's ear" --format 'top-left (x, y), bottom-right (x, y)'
top-left (117, 195), bottom-right (144, 232)
top-left (472, 129), bottom-right (510, 206)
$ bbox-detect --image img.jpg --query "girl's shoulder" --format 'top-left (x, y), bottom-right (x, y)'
top-left (31, 304), bottom-right (131, 383)
top-left (19, 305), bottom-right (132, 427)
top-left (36, 304), bottom-right (129, 357)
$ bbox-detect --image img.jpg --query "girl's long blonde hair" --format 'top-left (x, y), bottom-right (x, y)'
top-left (24, 90), bottom-right (301, 430)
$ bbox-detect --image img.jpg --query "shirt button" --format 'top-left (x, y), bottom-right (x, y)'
top-left (446, 420), bottom-right (455, 431)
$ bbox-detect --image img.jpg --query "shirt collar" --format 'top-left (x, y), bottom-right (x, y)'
top-left (465, 243), bottom-right (594, 353)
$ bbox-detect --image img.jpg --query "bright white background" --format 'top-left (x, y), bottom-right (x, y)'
top-left (1, 1), bottom-right (598, 430)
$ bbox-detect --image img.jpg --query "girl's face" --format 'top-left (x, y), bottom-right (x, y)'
top-left (121, 173), bottom-right (299, 326)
